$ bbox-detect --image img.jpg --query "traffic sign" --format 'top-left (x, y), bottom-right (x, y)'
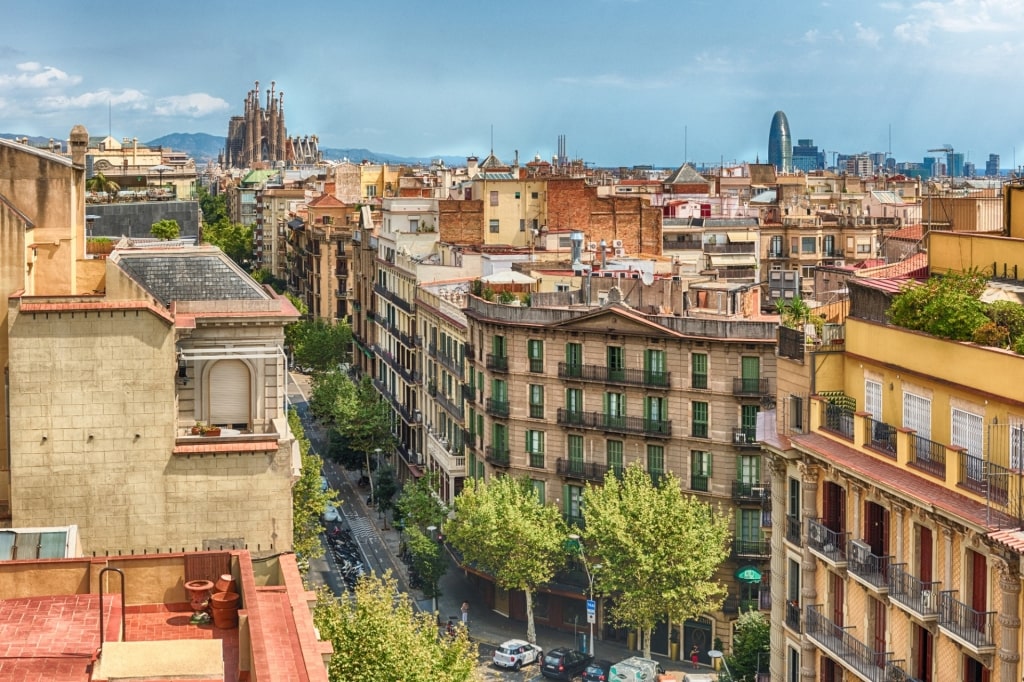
top-left (586, 599), bottom-right (596, 613)
top-left (587, 612), bottom-right (596, 624)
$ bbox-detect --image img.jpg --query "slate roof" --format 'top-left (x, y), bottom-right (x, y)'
top-left (114, 251), bottom-right (268, 306)
top-left (663, 163), bottom-right (709, 185)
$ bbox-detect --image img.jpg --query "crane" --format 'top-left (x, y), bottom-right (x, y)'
top-left (925, 145), bottom-right (956, 231)
top-left (928, 145), bottom-right (955, 178)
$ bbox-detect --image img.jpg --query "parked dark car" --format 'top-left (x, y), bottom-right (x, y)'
top-left (541, 647), bottom-right (594, 680)
top-left (582, 658), bottom-right (613, 681)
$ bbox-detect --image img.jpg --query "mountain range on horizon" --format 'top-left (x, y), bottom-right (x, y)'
top-left (0, 131), bottom-right (469, 168)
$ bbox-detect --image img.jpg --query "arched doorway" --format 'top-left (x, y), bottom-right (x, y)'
top-left (683, 616), bottom-right (714, 666)
top-left (208, 360), bottom-right (251, 429)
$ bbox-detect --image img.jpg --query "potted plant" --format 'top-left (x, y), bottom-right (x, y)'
top-left (191, 421), bottom-right (221, 437)
top-left (191, 421), bottom-right (204, 436)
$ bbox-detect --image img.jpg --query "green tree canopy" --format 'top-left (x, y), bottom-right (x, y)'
top-left (404, 525), bottom-right (447, 601)
top-left (203, 217), bottom-right (253, 269)
top-left (196, 185), bottom-right (228, 224)
top-left (150, 218), bottom-right (181, 241)
top-left (251, 267), bottom-right (287, 294)
top-left (445, 475), bottom-right (567, 643)
top-left (582, 463), bottom-right (732, 659)
top-left (396, 471), bottom-right (449, 533)
top-left (86, 172), bottom-right (119, 201)
top-left (374, 464), bottom-right (399, 529)
top-left (724, 609), bottom-right (770, 682)
top-left (289, 408), bottom-right (335, 570)
top-left (291, 318), bottom-right (352, 374)
top-left (887, 270), bottom-right (989, 341)
top-left (313, 574), bottom-right (476, 682)
top-left (309, 369), bottom-right (352, 426)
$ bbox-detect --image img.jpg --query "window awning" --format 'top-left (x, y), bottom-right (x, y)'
top-left (709, 254), bottom-right (757, 267)
top-left (178, 346), bottom-right (286, 361)
top-left (725, 231), bottom-right (758, 243)
top-left (735, 565), bottom-right (762, 583)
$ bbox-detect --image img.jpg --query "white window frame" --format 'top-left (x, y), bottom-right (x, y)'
top-left (865, 379), bottom-right (882, 420)
top-left (951, 407), bottom-right (984, 481)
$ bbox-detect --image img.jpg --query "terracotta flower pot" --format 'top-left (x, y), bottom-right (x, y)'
top-left (210, 591), bottom-right (240, 629)
top-left (202, 427), bottom-right (221, 437)
top-left (214, 573), bottom-right (237, 595)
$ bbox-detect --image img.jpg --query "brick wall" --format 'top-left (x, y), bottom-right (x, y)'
top-left (439, 199), bottom-right (483, 244)
top-left (548, 178), bottom-right (663, 255)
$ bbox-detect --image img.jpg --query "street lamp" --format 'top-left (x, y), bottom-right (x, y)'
top-left (708, 650), bottom-right (733, 680)
top-left (426, 525), bottom-right (438, 614)
top-left (568, 533), bottom-right (600, 656)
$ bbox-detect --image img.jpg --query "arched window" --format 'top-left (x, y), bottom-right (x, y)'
top-left (208, 359), bottom-right (251, 429)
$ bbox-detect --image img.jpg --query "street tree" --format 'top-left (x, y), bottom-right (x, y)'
top-left (150, 218), bottom-right (180, 240)
top-left (289, 408), bottom-right (334, 571)
top-left (203, 217), bottom-right (253, 269)
top-left (309, 369), bottom-right (351, 426)
top-left (86, 172), bottom-right (119, 201)
top-left (445, 475), bottom-right (567, 644)
top-left (724, 608), bottom-right (770, 682)
top-left (404, 525), bottom-right (447, 602)
top-left (331, 375), bottom-right (395, 503)
top-left (396, 471), bottom-right (448, 532)
top-left (313, 574), bottom-right (476, 682)
top-left (197, 185), bottom-right (228, 224)
top-left (582, 462), bottom-right (732, 659)
top-left (291, 318), bottom-right (352, 373)
top-left (374, 464), bottom-right (399, 529)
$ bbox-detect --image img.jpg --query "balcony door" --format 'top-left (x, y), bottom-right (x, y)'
top-left (969, 550), bottom-right (988, 616)
top-left (914, 623), bottom-right (933, 681)
top-left (822, 481), bottom-right (846, 533)
top-left (864, 500), bottom-right (889, 557)
top-left (208, 359), bottom-right (251, 429)
top-left (917, 525), bottom-right (933, 583)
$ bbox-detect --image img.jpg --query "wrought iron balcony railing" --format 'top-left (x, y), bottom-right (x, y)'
top-left (733, 538), bottom-right (770, 558)
top-left (848, 540), bottom-right (892, 592)
top-left (732, 480), bottom-right (770, 503)
top-left (485, 446), bottom-right (510, 467)
top-left (558, 362), bottom-right (670, 388)
top-left (486, 398), bottom-right (509, 418)
top-left (556, 458), bottom-right (611, 483)
top-left (865, 417), bottom-right (896, 457)
top-left (806, 605), bottom-right (913, 682)
top-left (733, 377), bottom-right (771, 397)
top-left (556, 408), bottom-right (671, 438)
top-left (888, 563), bottom-right (940, 620)
top-left (807, 519), bottom-right (848, 565)
top-left (785, 514), bottom-right (802, 546)
top-left (938, 590), bottom-right (996, 652)
top-left (486, 354), bottom-right (508, 372)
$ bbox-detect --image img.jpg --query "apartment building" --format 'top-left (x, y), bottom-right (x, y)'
top-left (763, 220), bottom-right (1024, 682)
top-left (284, 193), bottom-right (358, 321)
top-left (463, 280), bottom-right (777, 657)
top-left (256, 184), bottom-right (305, 275)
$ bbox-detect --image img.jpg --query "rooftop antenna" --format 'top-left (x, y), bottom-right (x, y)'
top-left (490, 125), bottom-right (494, 156)
top-left (684, 125), bottom-right (687, 164)
top-left (108, 100), bottom-right (112, 139)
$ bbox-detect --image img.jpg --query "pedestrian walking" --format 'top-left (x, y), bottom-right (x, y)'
top-left (461, 600), bottom-right (469, 626)
top-left (691, 645), bottom-right (700, 668)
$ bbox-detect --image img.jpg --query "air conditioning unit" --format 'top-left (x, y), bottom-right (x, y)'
top-left (920, 589), bottom-right (934, 610)
top-left (587, 241), bottom-right (598, 252)
top-left (614, 247), bottom-right (626, 257)
top-left (850, 539), bottom-right (871, 564)
top-left (834, 259), bottom-right (844, 267)
top-left (733, 432), bottom-right (747, 444)
top-left (809, 523), bottom-right (827, 546)
top-left (612, 239), bottom-right (624, 248)
top-left (750, 485), bottom-right (766, 498)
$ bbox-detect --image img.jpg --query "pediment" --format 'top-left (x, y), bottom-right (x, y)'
top-left (552, 304), bottom-right (679, 339)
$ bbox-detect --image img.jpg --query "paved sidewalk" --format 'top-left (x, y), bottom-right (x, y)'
top-left (338, 467), bottom-right (718, 676)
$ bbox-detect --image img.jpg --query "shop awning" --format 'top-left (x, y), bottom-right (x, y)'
top-left (735, 565), bottom-right (762, 583)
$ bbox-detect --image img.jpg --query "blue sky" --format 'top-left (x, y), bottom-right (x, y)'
top-left (3, 0), bottom-right (1024, 168)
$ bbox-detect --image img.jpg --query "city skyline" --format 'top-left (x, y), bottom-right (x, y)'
top-left (3, 1), bottom-right (1024, 168)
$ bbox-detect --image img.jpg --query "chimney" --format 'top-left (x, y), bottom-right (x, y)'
top-left (69, 125), bottom-right (89, 166)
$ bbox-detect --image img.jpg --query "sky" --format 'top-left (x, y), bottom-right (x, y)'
top-left (3, 0), bottom-right (1024, 168)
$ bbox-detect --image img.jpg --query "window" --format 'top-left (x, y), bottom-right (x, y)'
top-left (515, 191), bottom-right (521, 199)
top-left (564, 483), bottom-right (583, 525)
top-left (409, 218), bottom-right (419, 232)
top-left (604, 392), bottom-right (625, 429)
top-left (1011, 416), bottom-right (1024, 470)
top-left (801, 236), bottom-right (816, 253)
top-left (365, 184), bottom-right (377, 198)
top-left (952, 407), bottom-right (984, 483)
top-left (555, 283), bottom-right (570, 292)
top-left (567, 435), bottom-right (584, 471)
top-left (489, 219), bottom-right (500, 233)
top-left (528, 339), bottom-right (544, 373)
top-left (769, 235), bottom-right (783, 255)
top-left (492, 335), bottom-right (507, 358)
top-left (691, 450), bottom-right (711, 491)
top-left (490, 190), bottom-right (499, 206)
top-left (648, 445), bottom-right (665, 484)
top-left (857, 240), bottom-right (872, 254)
top-left (565, 388), bottom-right (582, 413)
top-left (692, 353), bottom-right (708, 389)
top-left (492, 378), bottom-right (507, 403)
top-left (823, 234), bottom-right (835, 256)
top-left (645, 396), bottom-right (666, 426)
top-left (531, 479), bottom-right (545, 504)
top-left (607, 346), bottom-right (625, 381)
top-left (607, 440), bottom-right (623, 476)
top-left (492, 422), bottom-right (508, 451)
top-left (526, 429), bottom-right (545, 468)
top-left (529, 384), bottom-right (544, 419)
top-left (865, 379), bottom-right (882, 419)
top-left (741, 404), bottom-right (759, 442)
top-left (644, 349), bottom-right (667, 386)
top-left (902, 391), bottom-right (931, 440)
top-left (531, 191), bottom-right (539, 199)
top-left (737, 454), bottom-right (760, 485)
top-left (692, 401), bottom-right (709, 438)
top-left (520, 218), bottom-right (526, 232)
top-left (565, 342), bottom-right (583, 377)
top-left (790, 395), bottom-right (804, 432)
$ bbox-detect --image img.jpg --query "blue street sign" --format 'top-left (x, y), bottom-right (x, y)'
top-left (586, 599), bottom-right (596, 613)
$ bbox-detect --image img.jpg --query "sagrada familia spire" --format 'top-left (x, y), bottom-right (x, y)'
top-left (222, 80), bottom-right (320, 168)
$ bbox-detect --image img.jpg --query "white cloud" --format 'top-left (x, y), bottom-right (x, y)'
top-left (854, 22), bottom-right (881, 46)
top-left (152, 93), bottom-right (229, 118)
top-left (0, 62), bottom-right (81, 89)
top-left (553, 72), bottom-right (668, 89)
top-left (895, 0), bottom-right (1024, 44)
top-left (36, 88), bottom-right (147, 111)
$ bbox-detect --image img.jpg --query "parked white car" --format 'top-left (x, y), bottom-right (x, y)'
top-left (323, 504), bottom-right (340, 522)
top-left (492, 639), bottom-right (543, 671)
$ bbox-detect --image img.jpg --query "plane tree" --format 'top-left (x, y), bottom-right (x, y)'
top-left (582, 462), bottom-right (732, 659)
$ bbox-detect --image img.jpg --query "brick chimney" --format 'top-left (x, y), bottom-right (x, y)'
top-left (69, 124), bottom-right (89, 166)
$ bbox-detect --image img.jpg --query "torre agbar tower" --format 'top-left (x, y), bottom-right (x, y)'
top-left (768, 110), bottom-right (792, 173)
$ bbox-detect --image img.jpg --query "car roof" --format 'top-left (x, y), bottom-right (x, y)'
top-left (500, 639), bottom-right (530, 647)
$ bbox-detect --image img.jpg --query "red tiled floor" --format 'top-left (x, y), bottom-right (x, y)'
top-left (124, 603), bottom-right (239, 680)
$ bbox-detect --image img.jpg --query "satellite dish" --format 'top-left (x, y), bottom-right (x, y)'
top-left (641, 271), bottom-right (654, 286)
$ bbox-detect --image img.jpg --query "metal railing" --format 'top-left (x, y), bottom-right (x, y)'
top-left (529, 358), bottom-right (543, 373)
top-left (733, 377), bottom-right (771, 396)
top-left (822, 402), bottom-right (855, 441)
top-left (556, 458), bottom-right (610, 483)
top-left (372, 282), bottom-right (413, 313)
top-left (690, 474), bottom-right (709, 492)
top-left (486, 398), bottom-right (509, 418)
top-left (848, 541), bottom-right (892, 591)
top-left (732, 426), bottom-right (758, 447)
top-left (529, 404), bottom-right (544, 419)
top-left (784, 600), bottom-right (801, 633)
top-left (785, 514), bottom-right (802, 546)
top-left (806, 605), bottom-right (906, 682)
top-left (436, 391), bottom-right (464, 421)
top-left (908, 433), bottom-right (946, 479)
top-left (485, 446), bottom-right (510, 467)
top-left (429, 343), bottom-right (463, 379)
top-left (557, 362), bottom-right (670, 388)
top-left (732, 480), bottom-right (770, 502)
top-left (486, 354), bottom-right (508, 372)
top-left (938, 591), bottom-right (996, 650)
top-left (556, 408), bottom-right (671, 437)
top-left (733, 539), bottom-right (770, 558)
top-left (807, 519), bottom-right (848, 564)
top-left (865, 417), bottom-right (897, 457)
top-left (888, 564), bottom-right (940, 618)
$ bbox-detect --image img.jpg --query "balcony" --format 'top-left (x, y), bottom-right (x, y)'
top-left (461, 383), bottom-right (476, 402)
top-left (908, 433), bottom-right (946, 480)
top-left (938, 591), bottom-right (996, 654)
top-left (556, 458), bottom-right (611, 483)
top-left (486, 354), bottom-right (508, 372)
top-left (784, 600), bottom-right (801, 633)
top-left (864, 416), bottom-right (897, 458)
top-left (690, 474), bottom-right (709, 492)
top-left (785, 514), bottom-right (802, 546)
top-left (805, 605), bottom-right (913, 682)
top-left (732, 480), bottom-right (769, 504)
top-left (732, 377), bottom-right (771, 397)
top-left (427, 429), bottom-right (466, 475)
top-left (436, 391), bottom-right (464, 421)
top-left (705, 242), bottom-right (756, 254)
top-left (485, 446), bottom-right (510, 467)
top-left (663, 237), bottom-right (703, 251)
top-left (558, 362), bottom-right (671, 389)
top-left (767, 248), bottom-right (786, 259)
top-left (821, 402), bottom-right (855, 441)
top-left (806, 519), bottom-right (848, 567)
top-left (429, 343), bottom-right (463, 379)
top-left (732, 427), bottom-right (759, 449)
top-left (847, 540), bottom-right (892, 593)
top-left (372, 282), bottom-right (413, 313)
top-left (888, 564), bottom-right (940, 621)
top-left (556, 408), bottom-right (672, 438)
top-left (733, 538), bottom-right (770, 559)
top-left (372, 344), bottom-right (420, 386)
top-left (486, 398), bottom-right (509, 418)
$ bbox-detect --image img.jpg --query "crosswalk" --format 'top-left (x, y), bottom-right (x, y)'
top-left (345, 513), bottom-right (379, 544)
